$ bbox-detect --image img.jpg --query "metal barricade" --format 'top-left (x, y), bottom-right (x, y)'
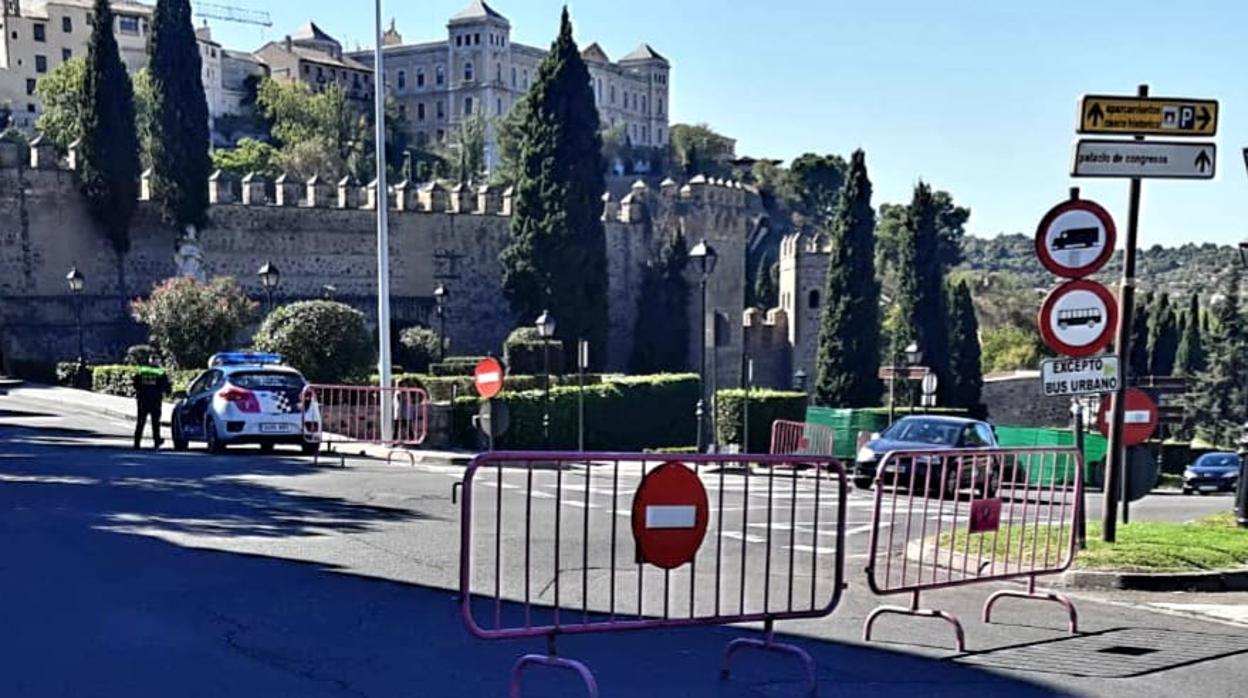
top-left (863, 447), bottom-right (1082, 651)
top-left (301, 385), bottom-right (430, 456)
top-left (770, 420), bottom-right (836, 458)
top-left (459, 451), bottom-right (848, 697)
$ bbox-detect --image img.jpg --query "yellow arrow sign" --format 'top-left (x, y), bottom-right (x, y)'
top-left (1079, 95), bottom-right (1218, 137)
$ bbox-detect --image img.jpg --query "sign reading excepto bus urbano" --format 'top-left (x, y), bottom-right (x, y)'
top-left (1078, 95), bottom-right (1218, 137)
top-left (1040, 355), bottom-right (1120, 398)
top-left (1072, 140), bottom-right (1216, 180)
top-left (1035, 199), bottom-right (1117, 278)
top-left (1097, 388), bottom-right (1159, 447)
top-left (1038, 279), bottom-right (1118, 358)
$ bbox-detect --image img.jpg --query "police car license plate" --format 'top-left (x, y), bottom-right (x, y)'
top-left (261, 423), bottom-right (292, 434)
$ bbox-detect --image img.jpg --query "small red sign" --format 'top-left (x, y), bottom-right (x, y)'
top-left (1038, 279), bottom-right (1118, 358)
top-left (474, 357), bottom-right (505, 399)
top-left (1098, 388), bottom-right (1159, 446)
top-left (969, 498), bottom-right (1003, 534)
top-left (631, 462), bottom-right (709, 570)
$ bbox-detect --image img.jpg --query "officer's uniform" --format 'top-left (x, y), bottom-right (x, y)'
top-left (133, 367), bottom-right (171, 449)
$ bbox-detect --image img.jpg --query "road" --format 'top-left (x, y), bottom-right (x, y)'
top-left (2, 391), bottom-right (1246, 698)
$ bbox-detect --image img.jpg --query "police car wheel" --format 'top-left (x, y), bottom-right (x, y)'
top-left (206, 418), bottom-right (226, 454)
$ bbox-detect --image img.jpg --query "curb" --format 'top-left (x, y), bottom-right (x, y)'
top-left (1053, 567), bottom-right (1248, 593)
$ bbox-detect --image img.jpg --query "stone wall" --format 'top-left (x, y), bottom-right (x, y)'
top-left (982, 371), bottom-right (1073, 428)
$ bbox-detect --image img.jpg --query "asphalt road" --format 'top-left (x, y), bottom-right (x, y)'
top-left (2, 392), bottom-right (1246, 698)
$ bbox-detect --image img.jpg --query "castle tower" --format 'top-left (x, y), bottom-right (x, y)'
top-left (447, 1), bottom-right (511, 170)
top-left (618, 44), bottom-right (671, 147)
top-left (779, 230), bottom-right (830, 390)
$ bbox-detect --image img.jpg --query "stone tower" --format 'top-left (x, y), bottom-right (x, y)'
top-left (779, 230), bottom-right (830, 390)
top-left (447, 0), bottom-right (511, 169)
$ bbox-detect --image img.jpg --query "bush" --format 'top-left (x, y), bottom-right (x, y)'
top-left (124, 344), bottom-right (160, 366)
top-left (715, 389), bottom-right (808, 452)
top-left (394, 372), bottom-right (603, 402)
top-left (8, 360), bottom-right (58, 383)
top-left (429, 356), bottom-right (488, 376)
top-left (253, 300), bottom-right (373, 384)
top-left (504, 327), bottom-right (564, 375)
top-left (397, 326), bottom-right (442, 373)
top-left (92, 365), bottom-right (199, 398)
top-left (56, 362), bottom-right (93, 389)
top-left (130, 276), bottom-right (257, 370)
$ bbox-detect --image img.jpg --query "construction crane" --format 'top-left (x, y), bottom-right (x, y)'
top-left (193, 2), bottom-right (273, 27)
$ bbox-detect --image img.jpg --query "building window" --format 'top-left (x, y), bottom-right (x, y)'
top-left (464, 96), bottom-right (473, 115)
top-left (32, 23), bottom-right (45, 42)
top-left (496, 98), bottom-right (502, 115)
top-left (522, 70), bottom-right (528, 87)
top-left (417, 102), bottom-right (426, 121)
top-left (511, 66), bottom-right (517, 88)
top-left (25, 79), bottom-right (36, 96)
top-left (398, 104), bottom-right (407, 119)
top-left (657, 127), bottom-right (663, 144)
top-left (474, 33), bottom-right (480, 45)
top-left (353, 73), bottom-right (361, 88)
top-left (495, 63), bottom-right (501, 82)
top-left (397, 70), bottom-right (406, 90)
top-left (416, 68), bottom-right (425, 87)
top-left (118, 16), bottom-right (139, 34)
top-left (609, 84), bottom-right (615, 104)
top-left (330, 68), bottom-right (337, 79)
top-left (35, 55), bottom-right (47, 73)
top-left (436, 65), bottom-right (444, 86)
top-left (62, 17), bottom-right (72, 33)
top-left (808, 290), bottom-right (821, 309)
top-left (62, 48), bottom-right (72, 61)
top-left (211, 48), bottom-right (217, 58)
top-left (642, 126), bottom-right (649, 143)
top-left (463, 61), bottom-right (473, 82)
top-left (436, 100), bottom-right (445, 119)
top-left (658, 98), bottom-right (664, 116)
top-left (641, 96), bottom-right (647, 114)
top-left (436, 128), bottom-right (445, 142)
top-left (303, 64), bottom-right (310, 75)
top-left (27, 103), bottom-right (36, 113)
top-left (596, 78), bottom-right (601, 102)
top-left (416, 131), bottom-right (428, 147)
top-left (456, 35), bottom-right (462, 47)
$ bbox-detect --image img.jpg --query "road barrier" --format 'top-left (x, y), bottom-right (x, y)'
top-left (458, 451), bottom-right (848, 697)
top-left (301, 385), bottom-right (429, 461)
top-left (863, 447), bottom-right (1082, 651)
top-left (769, 420), bottom-right (836, 458)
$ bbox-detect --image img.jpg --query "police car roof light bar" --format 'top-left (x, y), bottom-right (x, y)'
top-left (208, 352), bottom-right (284, 368)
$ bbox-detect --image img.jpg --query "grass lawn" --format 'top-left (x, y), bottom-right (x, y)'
top-left (938, 511), bottom-right (1248, 573)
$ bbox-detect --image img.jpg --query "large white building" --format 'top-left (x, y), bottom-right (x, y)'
top-left (348, 0), bottom-right (670, 169)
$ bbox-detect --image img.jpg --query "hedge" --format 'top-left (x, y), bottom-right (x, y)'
top-left (452, 373), bottom-right (699, 451)
top-left (92, 365), bottom-right (200, 398)
top-left (391, 372), bottom-right (603, 402)
top-left (715, 389), bottom-right (808, 452)
top-left (504, 327), bottom-right (565, 376)
top-left (56, 362), bottom-right (93, 390)
top-left (428, 357), bottom-right (488, 377)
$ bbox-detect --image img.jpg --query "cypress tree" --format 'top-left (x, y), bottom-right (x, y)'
top-left (79, 0), bottom-right (140, 254)
top-left (1188, 270), bottom-right (1248, 446)
top-left (1128, 290), bottom-right (1153, 377)
top-left (946, 279), bottom-right (983, 412)
top-left (499, 8), bottom-right (608, 367)
top-left (894, 182), bottom-right (950, 402)
top-left (813, 149), bottom-right (880, 407)
top-left (1176, 292), bottom-right (1207, 375)
top-left (629, 232), bottom-right (690, 373)
top-left (1148, 293), bottom-right (1179, 376)
top-left (751, 253), bottom-right (777, 309)
top-left (148, 0), bottom-right (210, 231)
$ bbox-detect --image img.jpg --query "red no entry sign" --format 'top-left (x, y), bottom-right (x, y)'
top-left (1098, 388), bottom-right (1159, 446)
top-left (1038, 279), bottom-right (1118, 358)
top-left (1035, 199), bottom-right (1117, 278)
top-left (631, 462), bottom-right (709, 570)
top-left (474, 357), bottom-right (505, 399)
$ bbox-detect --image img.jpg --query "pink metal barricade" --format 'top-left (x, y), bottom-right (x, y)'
top-left (863, 447), bottom-right (1083, 651)
top-left (769, 420), bottom-right (836, 458)
top-left (459, 451), bottom-right (848, 697)
top-left (301, 384), bottom-right (430, 454)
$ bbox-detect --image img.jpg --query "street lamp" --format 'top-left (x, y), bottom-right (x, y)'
top-left (793, 368), bottom-right (808, 393)
top-left (536, 309), bottom-right (557, 448)
top-left (434, 283), bottom-right (448, 362)
top-left (904, 342), bottom-right (923, 413)
top-left (689, 239), bottom-right (718, 452)
top-left (258, 261), bottom-right (280, 313)
top-left (66, 266), bottom-right (85, 365)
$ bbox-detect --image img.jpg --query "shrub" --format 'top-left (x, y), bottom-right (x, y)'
top-left (253, 300), bottom-right (372, 384)
top-left (124, 344), bottom-right (160, 366)
top-left (504, 326), bottom-right (564, 375)
top-left (56, 361), bottom-right (93, 389)
top-left (93, 365), bottom-right (199, 397)
top-left (393, 372), bottom-right (602, 401)
top-left (397, 326), bottom-right (442, 373)
top-left (130, 276), bottom-right (257, 370)
top-left (715, 389), bottom-right (808, 452)
top-left (428, 356), bottom-right (488, 377)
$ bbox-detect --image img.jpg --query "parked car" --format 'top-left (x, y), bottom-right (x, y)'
top-left (853, 416), bottom-right (1001, 497)
top-left (171, 352), bottom-right (321, 454)
top-left (1182, 452), bottom-right (1241, 495)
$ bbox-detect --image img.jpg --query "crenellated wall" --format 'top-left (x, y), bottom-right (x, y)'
top-left (0, 136), bottom-right (767, 378)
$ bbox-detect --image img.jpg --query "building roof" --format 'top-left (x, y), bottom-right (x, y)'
top-left (619, 43), bottom-right (668, 64)
top-left (24, 0), bottom-right (154, 20)
top-left (290, 21), bottom-right (337, 44)
top-left (449, 0), bottom-right (508, 24)
top-left (580, 42), bottom-right (611, 63)
top-left (258, 40), bottom-right (372, 72)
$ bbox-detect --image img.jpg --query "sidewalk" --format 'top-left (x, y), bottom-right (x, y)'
top-left (4, 383), bottom-right (475, 466)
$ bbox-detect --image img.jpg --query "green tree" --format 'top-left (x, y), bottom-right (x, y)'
top-left (1176, 292), bottom-right (1207, 375)
top-left (894, 182), bottom-right (951, 402)
top-left (750, 253), bottom-right (778, 310)
top-left (629, 232), bottom-right (690, 373)
top-left (669, 122), bottom-right (734, 176)
top-left (981, 325), bottom-right (1044, 373)
top-left (813, 149), bottom-right (880, 407)
top-left (210, 138), bottom-right (279, 179)
top-left (499, 9), bottom-right (608, 367)
top-left (1148, 292), bottom-right (1179, 376)
top-left (78, 0), bottom-right (141, 255)
top-left (789, 153), bottom-right (846, 222)
top-left (132, 69), bottom-right (157, 169)
top-left (1128, 290), bottom-right (1153, 376)
top-left (148, 0), bottom-right (211, 231)
top-left (253, 301), bottom-right (373, 383)
top-left (448, 114), bottom-right (486, 185)
top-left (946, 280), bottom-right (983, 411)
top-left (876, 191), bottom-right (969, 289)
top-left (1187, 270), bottom-right (1248, 446)
top-left (34, 57), bottom-right (87, 151)
top-left (491, 97), bottom-right (530, 186)
top-left (130, 277), bottom-right (257, 369)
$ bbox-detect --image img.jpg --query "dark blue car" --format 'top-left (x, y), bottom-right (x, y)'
top-left (853, 416), bottom-right (1000, 497)
top-left (1182, 452), bottom-right (1241, 495)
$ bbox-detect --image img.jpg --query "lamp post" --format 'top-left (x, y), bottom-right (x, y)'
top-left (793, 368), bottom-right (808, 394)
top-left (66, 266), bottom-right (85, 365)
top-left (372, 0), bottom-right (395, 443)
top-left (536, 310), bottom-right (557, 449)
top-left (690, 239), bottom-right (718, 452)
top-left (904, 342), bottom-right (923, 414)
top-left (258, 261), bottom-right (280, 313)
top-left (433, 283), bottom-right (448, 362)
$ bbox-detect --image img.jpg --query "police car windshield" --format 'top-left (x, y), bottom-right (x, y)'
top-left (229, 371), bottom-right (305, 389)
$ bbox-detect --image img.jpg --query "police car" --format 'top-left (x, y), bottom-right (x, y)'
top-left (171, 352), bottom-right (321, 454)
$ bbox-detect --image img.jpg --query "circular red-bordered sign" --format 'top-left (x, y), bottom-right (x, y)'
top-left (631, 462), bottom-right (709, 570)
top-left (1097, 388), bottom-right (1159, 446)
top-left (1035, 199), bottom-right (1117, 279)
top-left (473, 357), bottom-right (505, 399)
top-left (1038, 279), bottom-right (1118, 358)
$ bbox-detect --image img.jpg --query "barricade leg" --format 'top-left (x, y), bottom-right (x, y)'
top-left (508, 637), bottom-right (599, 698)
top-left (720, 620), bottom-right (817, 697)
top-left (982, 575), bottom-right (1079, 634)
top-left (386, 448), bottom-right (416, 467)
top-left (863, 591), bottom-right (966, 653)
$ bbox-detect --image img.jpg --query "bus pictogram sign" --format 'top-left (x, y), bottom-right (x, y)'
top-left (1038, 280), bottom-right (1118, 358)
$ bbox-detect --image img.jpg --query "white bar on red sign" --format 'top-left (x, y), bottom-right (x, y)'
top-left (477, 371), bottom-right (501, 383)
top-left (646, 505), bottom-right (697, 529)
top-left (1124, 410), bottom-right (1151, 424)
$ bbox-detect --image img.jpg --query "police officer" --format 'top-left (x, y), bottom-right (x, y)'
top-left (133, 365), bottom-right (171, 449)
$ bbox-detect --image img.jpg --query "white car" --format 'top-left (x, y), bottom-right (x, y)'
top-left (171, 352), bottom-right (321, 454)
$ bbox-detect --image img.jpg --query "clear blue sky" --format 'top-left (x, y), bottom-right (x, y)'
top-left (204, 0), bottom-right (1248, 246)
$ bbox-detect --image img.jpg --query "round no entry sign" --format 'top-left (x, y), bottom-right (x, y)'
top-left (631, 462), bottom-right (709, 570)
top-left (1038, 279), bottom-right (1118, 358)
top-left (474, 357), bottom-right (505, 399)
top-left (1098, 388), bottom-right (1159, 446)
